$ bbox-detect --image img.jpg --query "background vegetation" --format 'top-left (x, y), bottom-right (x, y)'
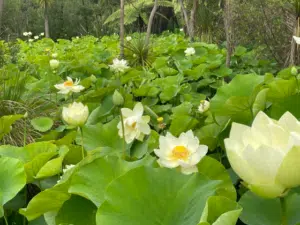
top-left (0, 0), bottom-right (299, 66)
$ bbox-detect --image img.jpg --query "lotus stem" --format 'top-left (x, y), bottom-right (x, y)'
top-left (280, 197), bottom-right (287, 225)
top-left (4, 215), bottom-right (8, 225)
top-left (80, 127), bottom-right (85, 159)
top-left (119, 108), bottom-right (126, 158)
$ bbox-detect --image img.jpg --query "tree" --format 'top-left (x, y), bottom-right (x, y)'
top-left (38, 0), bottom-right (53, 38)
top-left (0, 0), bottom-right (3, 32)
top-left (178, 0), bottom-right (198, 41)
top-left (145, 0), bottom-right (158, 47)
top-left (120, 0), bottom-right (125, 58)
top-left (224, 0), bottom-right (234, 67)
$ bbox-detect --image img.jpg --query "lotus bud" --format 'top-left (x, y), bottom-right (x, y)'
top-left (113, 90), bottom-right (124, 106)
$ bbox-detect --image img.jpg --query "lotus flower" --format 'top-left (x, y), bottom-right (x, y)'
top-left (154, 130), bottom-right (208, 175)
top-left (62, 102), bottom-right (89, 127)
top-left (117, 102), bottom-right (151, 143)
top-left (109, 58), bottom-right (129, 73)
top-left (184, 47), bottom-right (196, 56)
top-left (225, 111), bottom-right (300, 198)
top-left (198, 100), bottom-right (210, 113)
top-left (54, 77), bottom-right (85, 95)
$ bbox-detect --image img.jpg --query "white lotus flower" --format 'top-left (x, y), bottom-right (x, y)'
top-left (52, 53), bottom-right (58, 58)
top-left (62, 102), bottom-right (89, 127)
top-left (293, 36), bottom-right (300, 44)
top-left (117, 102), bottom-right (151, 144)
top-left (154, 130), bottom-right (208, 175)
top-left (198, 100), bottom-right (210, 113)
top-left (28, 39), bottom-right (34, 42)
top-left (225, 111), bottom-right (300, 198)
top-left (54, 77), bottom-right (85, 95)
top-left (49, 59), bottom-right (60, 69)
top-left (34, 36), bottom-right (39, 40)
top-left (185, 47), bottom-right (196, 56)
top-left (23, 32), bottom-right (29, 37)
top-left (126, 36), bottom-right (132, 41)
top-left (40, 32), bottom-right (45, 36)
top-left (109, 58), bottom-right (129, 73)
top-left (57, 164), bottom-right (75, 184)
top-left (28, 32), bottom-right (32, 36)
top-left (63, 164), bottom-right (75, 173)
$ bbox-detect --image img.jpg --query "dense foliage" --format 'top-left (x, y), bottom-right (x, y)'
top-left (1, 32), bottom-right (300, 225)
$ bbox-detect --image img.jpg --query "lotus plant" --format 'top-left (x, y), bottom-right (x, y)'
top-left (225, 111), bottom-right (300, 198)
top-left (117, 102), bottom-right (151, 144)
top-left (184, 47), bottom-right (196, 56)
top-left (54, 77), bottom-right (84, 95)
top-left (109, 58), bottom-right (129, 73)
top-left (154, 130), bottom-right (208, 175)
top-left (62, 102), bottom-right (89, 127)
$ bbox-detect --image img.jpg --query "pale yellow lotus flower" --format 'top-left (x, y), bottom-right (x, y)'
top-left (184, 47), bottom-right (196, 56)
top-left (54, 77), bottom-right (84, 95)
top-left (109, 58), bottom-right (129, 73)
top-left (225, 111), bottom-right (300, 198)
top-left (49, 59), bottom-right (60, 69)
top-left (154, 130), bottom-right (208, 175)
top-left (62, 102), bottom-right (89, 127)
top-left (63, 164), bottom-right (75, 173)
top-left (198, 100), bottom-right (210, 113)
top-left (117, 102), bottom-right (151, 143)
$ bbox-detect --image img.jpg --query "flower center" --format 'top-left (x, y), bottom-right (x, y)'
top-left (131, 122), bottom-right (137, 129)
top-left (64, 81), bottom-right (74, 87)
top-left (172, 146), bottom-right (189, 160)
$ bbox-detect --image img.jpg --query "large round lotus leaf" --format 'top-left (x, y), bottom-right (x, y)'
top-left (56, 195), bottom-right (97, 225)
top-left (96, 166), bottom-right (220, 225)
top-left (0, 157), bottom-right (26, 218)
top-left (31, 117), bottom-right (54, 132)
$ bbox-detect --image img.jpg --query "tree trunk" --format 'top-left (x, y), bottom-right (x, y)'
top-left (0, 0), bottom-right (3, 32)
top-left (120, 0), bottom-right (125, 58)
top-left (189, 0), bottom-right (198, 42)
top-left (289, 17), bottom-right (299, 66)
top-left (224, 0), bottom-right (234, 68)
top-left (145, 0), bottom-right (158, 47)
top-left (179, 0), bottom-right (191, 38)
top-left (44, 0), bottom-right (50, 38)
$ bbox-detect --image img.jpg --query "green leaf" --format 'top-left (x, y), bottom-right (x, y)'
top-left (30, 117), bottom-right (54, 132)
top-left (96, 167), bottom-right (220, 225)
top-left (35, 146), bottom-right (69, 179)
top-left (55, 195), bottom-right (97, 225)
top-left (197, 156), bottom-right (236, 200)
top-left (170, 115), bottom-right (199, 136)
top-left (210, 74), bottom-right (264, 124)
top-left (0, 157), bottom-right (26, 218)
top-left (0, 142), bottom-right (58, 182)
top-left (68, 156), bottom-right (154, 207)
top-left (239, 191), bottom-right (281, 225)
top-left (20, 184), bottom-right (71, 221)
top-left (269, 94), bottom-right (300, 120)
top-left (252, 88), bottom-right (269, 117)
top-left (234, 46), bottom-right (247, 56)
top-left (267, 79), bottom-right (297, 102)
top-left (0, 114), bottom-right (23, 140)
top-left (78, 118), bottom-right (124, 151)
top-left (86, 95), bottom-right (115, 125)
top-left (199, 196), bottom-right (242, 225)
